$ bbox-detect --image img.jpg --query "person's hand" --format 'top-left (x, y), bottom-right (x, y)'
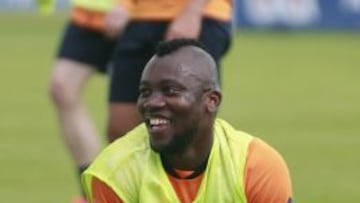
top-left (104, 5), bottom-right (130, 39)
top-left (165, 9), bottom-right (202, 40)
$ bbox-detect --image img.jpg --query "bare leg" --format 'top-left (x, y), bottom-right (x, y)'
top-left (49, 59), bottom-right (101, 167)
top-left (107, 102), bottom-right (142, 142)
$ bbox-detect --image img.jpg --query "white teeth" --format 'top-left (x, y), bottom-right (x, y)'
top-left (149, 118), bottom-right (169, 125)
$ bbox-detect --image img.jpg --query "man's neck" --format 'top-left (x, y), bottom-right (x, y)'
top-left (161, 153), bottom-right (209, 179)
top-left (161, 129), bottom-right (214, 171)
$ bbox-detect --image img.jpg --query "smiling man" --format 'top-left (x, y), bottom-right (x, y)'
top-left (82, 39), bottom-right (293, 203)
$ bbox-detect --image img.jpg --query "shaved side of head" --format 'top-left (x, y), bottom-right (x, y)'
top-left (146, 38), bottom-right (220, 92)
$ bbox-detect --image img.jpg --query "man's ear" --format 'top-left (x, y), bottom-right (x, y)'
top-left (205, 90), bottom-right (222, 113)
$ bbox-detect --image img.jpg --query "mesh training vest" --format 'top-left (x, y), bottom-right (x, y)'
top-left (83, 118), bottom-right (253, 203)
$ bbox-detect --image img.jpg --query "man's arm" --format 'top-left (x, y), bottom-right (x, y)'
top-left (165, 0), bottom-right (210, 40)
top-left (103, 0), bottom-right (132, 38)
top-left (244, 138), bottom-right (293, 203)
top-left (90, 177), bottom-right (124, 203)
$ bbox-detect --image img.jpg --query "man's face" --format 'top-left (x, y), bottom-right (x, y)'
top-left (137, 54), bottom-right (208, 154)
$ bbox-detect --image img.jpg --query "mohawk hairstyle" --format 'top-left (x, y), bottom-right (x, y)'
top-left (155, 38), bottom-right (209, 57)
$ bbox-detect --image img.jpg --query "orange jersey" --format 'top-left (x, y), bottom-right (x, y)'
top-left (71, 6), bottom-right (108, 31)
top-left (70, 0), bottom-right (124, 31)
top-left (70, 0), bottom-right (231, 32)
top-left (90, 138), bottom-right (293, 203)
top-left (123, 0), bottom-right (232, 21)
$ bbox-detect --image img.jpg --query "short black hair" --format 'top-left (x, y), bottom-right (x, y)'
top-left (155, 38), bottom-right (209, 57)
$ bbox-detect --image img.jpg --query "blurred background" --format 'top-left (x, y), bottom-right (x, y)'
top-left (0, 0), bottom-right (359, 202)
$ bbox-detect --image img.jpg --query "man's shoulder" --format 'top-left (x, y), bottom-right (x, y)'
top-left (83, 124), bottom-right (151, 199)
top-left (215, 118), bottom-right (254, 143)
top-left (91, 123), bottom-right (150, 171)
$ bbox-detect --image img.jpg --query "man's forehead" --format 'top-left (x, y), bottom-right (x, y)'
top-left (144, 55), bottom-right (196, 77)
top-left (141, 46), bottom-right (215, 85)
top-left (143, 65), bottom-right (196, 85)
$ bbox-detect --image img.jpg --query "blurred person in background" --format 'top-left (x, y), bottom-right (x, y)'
top-left (105, 0), bottom-right (233, 143)
top-left (82, 39), bottom-right (293, 203)
top-left (40, 0), bottom-right (130, 202)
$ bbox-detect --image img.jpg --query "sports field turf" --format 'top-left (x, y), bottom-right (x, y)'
top-left (0, 13), bottom-right (359, 202)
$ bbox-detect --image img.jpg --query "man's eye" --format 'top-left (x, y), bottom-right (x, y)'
top-left (164, 87), bottom-right (181, 96)
top-left (139, 88), bottom-right (151, 97)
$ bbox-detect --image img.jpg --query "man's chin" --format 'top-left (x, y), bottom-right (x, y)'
top-left (150, 141), bottom-right (167, 153)
top-left (150, 142), bottom-right (178, 154)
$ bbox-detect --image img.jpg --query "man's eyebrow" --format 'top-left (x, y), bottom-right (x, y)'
top-left (159, 79), bottom-right (187, 87)
top-left (139, 80), bottom-right (150, 86)
top-left (159, 79), bottom-right (180, 84)
top-left (139, 79), bottom-right (180, 86)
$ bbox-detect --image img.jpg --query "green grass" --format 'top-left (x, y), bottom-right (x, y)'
top-left (0, 13), bottom-right (359, 202)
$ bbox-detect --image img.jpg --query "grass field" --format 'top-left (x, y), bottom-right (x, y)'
top-left (0, 13), bottom-right (359, 202)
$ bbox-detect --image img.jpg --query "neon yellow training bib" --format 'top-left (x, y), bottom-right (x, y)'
top-left (72, 0), bottom-right (118, 11)
top-left (83, 118), bottom-right (253, 203)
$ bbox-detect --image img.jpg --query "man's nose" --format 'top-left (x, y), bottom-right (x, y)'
top-left (143, 92), bottom-right (166, 110)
